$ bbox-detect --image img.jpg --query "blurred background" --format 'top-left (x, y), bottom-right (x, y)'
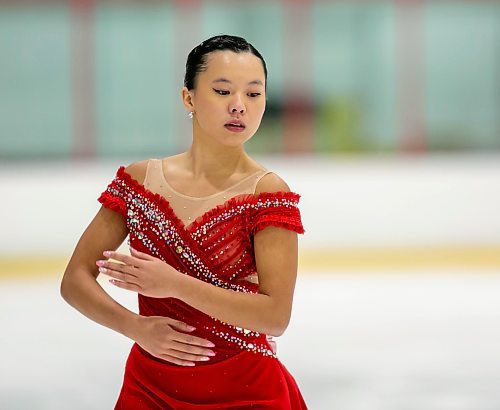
top-left (1, 1), bottom-right (500, 409)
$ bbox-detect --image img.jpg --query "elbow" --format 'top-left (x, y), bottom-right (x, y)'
top-left (267, 327), bottom-right (286, 338)
top-left (266, 314), bottom-right (291, 337)
top-left (60, 267), bottom-right (97, 304)
top-left (60, 274), bottom-right (71, 302)
top-left (60, 269), bottom-right (78, 303)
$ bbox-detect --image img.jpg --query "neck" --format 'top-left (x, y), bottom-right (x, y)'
top-left (185, 128), bottom-right (252, 179)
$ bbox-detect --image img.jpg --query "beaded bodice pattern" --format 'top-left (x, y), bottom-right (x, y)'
top-left (97, 160), bottom-right (305, 365)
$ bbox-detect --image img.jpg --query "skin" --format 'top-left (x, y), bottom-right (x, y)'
top-left (60, 50), bottom-right (297, 366)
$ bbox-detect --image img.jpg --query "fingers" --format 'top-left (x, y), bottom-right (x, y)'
top-left (130, 246), bottom-right (154, 260)
top-left (155, 353), bottom-right (196, 367)
top-left (162, 346), bottom-right (215, 362)
top-left (99, 264), bottom-right (140, 286)
top-left (167, 340), bottom-right (216, 359)
top-left (143, 342), bottom-right (216, 367)
top-left (109, 279), bottom-right (142, 292)
top-left (136, 316), bottom-right (218, 366)
top-left (167, 318), bottom-right (197, 332)
top-left (98, 260), bottom-right (137, 277)
top-left (103, 261), bottom-right (139, 277)
top-left (103, 251), bottom-right (143, 268)
top-left (165, 319), bottom-right (216, 349)
top-left (173, 331), bottom-right (216, 349)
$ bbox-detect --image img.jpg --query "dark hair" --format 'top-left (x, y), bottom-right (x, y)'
top-left (184, 34), bottom-right (267, 90)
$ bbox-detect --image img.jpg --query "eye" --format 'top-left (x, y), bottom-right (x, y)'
top-left (213, 89), bottom-right (229, 95)
top-left (248, 93), bottom-right (261, 98)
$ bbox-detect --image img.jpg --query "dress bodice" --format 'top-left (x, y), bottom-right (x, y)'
top-left (144, 158), bottom-right (273, 229)
top-left (97, 160), bottom-right (305, 365)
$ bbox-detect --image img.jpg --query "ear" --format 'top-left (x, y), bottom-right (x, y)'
top-left (181, 86), bottom-right (195, 113)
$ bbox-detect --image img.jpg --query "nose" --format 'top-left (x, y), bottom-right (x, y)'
top-left (229, 95), bottom-right (245, 115)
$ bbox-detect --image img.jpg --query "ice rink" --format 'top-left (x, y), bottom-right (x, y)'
top-left (2, 156), bottom-right (500, 409)
top-left (2, 270), bottom-right (500, 409)
top-left (2, 1), bottom-right (500, 408)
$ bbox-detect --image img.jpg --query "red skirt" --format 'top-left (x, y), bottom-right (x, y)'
top-left (114, 343), bottom-right (308, 409)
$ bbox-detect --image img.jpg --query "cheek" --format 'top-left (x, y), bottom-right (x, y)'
top-left (252, 102), bottom-right (266, 122)
top-left (199, 96), bottom-right (226, 116)
top-left (255, 98), bottom-right (266, 112)
top-left (195, 98), bottom-right (214, 116)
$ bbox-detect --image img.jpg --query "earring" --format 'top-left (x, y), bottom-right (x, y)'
top-left (188, 111), bottom-right (194, 119)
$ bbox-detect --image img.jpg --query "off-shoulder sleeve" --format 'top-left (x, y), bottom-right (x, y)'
top-left (250, 191), bottom-right (305, 236)
top-left (97, 167), bottom-right (128, 217)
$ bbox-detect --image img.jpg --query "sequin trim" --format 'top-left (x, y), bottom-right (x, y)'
top-left (97, 166), bottom-right (305, 359)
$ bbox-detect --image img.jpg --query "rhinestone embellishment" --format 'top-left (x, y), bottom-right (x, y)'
top-left (98, 168), bottom-right (303, 360)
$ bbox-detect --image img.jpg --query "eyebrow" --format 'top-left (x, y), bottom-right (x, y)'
top-left (212, 77), bottom-right (264, 86)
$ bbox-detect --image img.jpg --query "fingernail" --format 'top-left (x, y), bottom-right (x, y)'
top-left (200, 357), bottom-right (210, 361)
top-left (207, 351), bottom-right (215, 356)
top-left (207, 342), bottom-right (215, 348)
top-left (186, 326), bottom-right (196, 331)
top-left (103, 251), bottom-right (111, 257)
top-left (184, 363), bottom-right (195, 367)
top-left (96, 260), bottom-right (105, 266)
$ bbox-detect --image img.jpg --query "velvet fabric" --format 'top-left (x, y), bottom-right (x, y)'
top-left (98, 165), bottom-right (308, 409)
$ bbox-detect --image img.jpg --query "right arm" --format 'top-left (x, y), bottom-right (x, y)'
top-left (60, 161), bottom-right (216, 366)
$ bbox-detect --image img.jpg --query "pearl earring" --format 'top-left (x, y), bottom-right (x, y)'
top-left (188, 111), bottom-right (194, 119)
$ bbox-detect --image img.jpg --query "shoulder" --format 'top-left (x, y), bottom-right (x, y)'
top-left (250, 170), bottom-right (305, 236)
top-left (254, 171), bottom-right (291, 195)
top-left (123, 159), bottom-right (150, 185)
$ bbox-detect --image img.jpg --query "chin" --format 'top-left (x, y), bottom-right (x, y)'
top-left (222, 139), bottom-right (249, 148)
top-left (219, 131), bottom-right (255, 146)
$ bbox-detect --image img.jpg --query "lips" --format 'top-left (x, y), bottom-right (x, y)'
top-left (225, 122), bottom-right (245, 127)
top-left (224, 120), bottom-right (246, 133)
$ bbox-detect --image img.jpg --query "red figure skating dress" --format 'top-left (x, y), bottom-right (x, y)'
top-left (97, 159), bottom-right (308, 409)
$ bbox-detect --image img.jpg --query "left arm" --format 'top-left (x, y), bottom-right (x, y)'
top-left (169, 220), bottom-right (298, 336)
top-left (100, 174), bottom-right (300, 337)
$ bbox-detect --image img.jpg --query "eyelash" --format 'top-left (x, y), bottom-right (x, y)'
top-left (213, 89), bottom-right (261, 98)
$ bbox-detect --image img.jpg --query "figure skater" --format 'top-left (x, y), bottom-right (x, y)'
top-left (61, 34), bottom-right (307, 409)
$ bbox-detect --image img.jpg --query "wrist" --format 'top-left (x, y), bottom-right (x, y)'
top-left (169, 270), bottom-right (189, 300)
top-left (121, 313), bottom-right (143, 341)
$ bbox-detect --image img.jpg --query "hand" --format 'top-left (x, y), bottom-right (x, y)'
top-left (131, 315), bottom-right (217, 366)
top-left (96, 247), bottom-right (182, 298)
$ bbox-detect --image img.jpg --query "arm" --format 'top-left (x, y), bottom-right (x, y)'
top-left (60, 191), bottom-right (139, 339)
top-left (102, 173), bottom-right (302, 337)
top-left (170, 173), bottom-right (299, 337)
top-left (172, 224), bottom-right (298, 337)
top-left (61, 161), bottom-right (215, 366)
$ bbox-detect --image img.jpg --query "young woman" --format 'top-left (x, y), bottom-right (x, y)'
top-left (61, 34), bottom-right (307, 409)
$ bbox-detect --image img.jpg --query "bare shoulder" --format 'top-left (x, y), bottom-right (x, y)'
top-left (124, 159), bottom-right (149, 185)
top-left (254, 171), bottom-right (291, 195)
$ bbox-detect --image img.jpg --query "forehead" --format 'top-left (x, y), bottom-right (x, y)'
top-left (200, 50), bottom-right (265, 84)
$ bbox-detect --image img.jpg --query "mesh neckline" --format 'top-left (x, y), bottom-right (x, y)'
top-left (157, 158), bottom-right (268, 200)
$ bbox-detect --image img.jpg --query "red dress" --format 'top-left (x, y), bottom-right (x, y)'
top-left (98, 164), bottom-right (308, 409)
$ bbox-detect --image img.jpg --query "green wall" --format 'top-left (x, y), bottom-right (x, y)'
top-left (0, 2), bottom-right (498, 159)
